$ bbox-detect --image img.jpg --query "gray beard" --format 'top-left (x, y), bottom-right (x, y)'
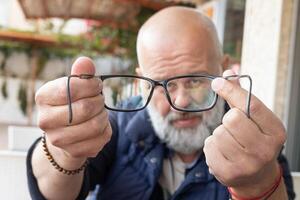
top-left (147, 100), bottom-right (224, 155)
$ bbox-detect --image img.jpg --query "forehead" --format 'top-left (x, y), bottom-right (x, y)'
top-left (140, 46), bottom-right (221, 80)
top-left (138, 30), bottom-right (222, 79)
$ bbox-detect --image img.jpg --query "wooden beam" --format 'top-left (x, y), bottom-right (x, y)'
top-left (42, 0), bottom-right (49, 18)
top-left (85, 0), bottom-right (96, 20)
top-left (0, 30), bottom-right (56, 46)
top-left (138, 0), bottom-right (174, 10)
top-left (0, 30), bottom-right (81, 50)
top-left (65, 0), bottom-right (73, 19)
top-left (115, 0), bottom-right (174, 10)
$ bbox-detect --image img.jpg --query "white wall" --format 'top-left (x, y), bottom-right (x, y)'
top-left (0, 151), bottom-right (30, 199)
top-left (292, 173), bottom-right (300, 200)
top-left (241, 0), bottom-right (283, 111)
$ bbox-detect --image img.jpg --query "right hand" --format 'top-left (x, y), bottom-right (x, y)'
top-left (35, 57), bottom-right (112, 168)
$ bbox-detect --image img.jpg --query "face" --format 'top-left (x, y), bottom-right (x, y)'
top-left (138, 34), bottom-right (223, 154)
top-left (140, 40), bottom-right (222, 117)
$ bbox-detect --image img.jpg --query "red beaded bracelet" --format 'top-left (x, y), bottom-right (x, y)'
top-left (228, 165), bottom-right (283, 200)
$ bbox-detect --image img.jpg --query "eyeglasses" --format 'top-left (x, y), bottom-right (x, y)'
top-left (67, 74), bottom-right (252, 124)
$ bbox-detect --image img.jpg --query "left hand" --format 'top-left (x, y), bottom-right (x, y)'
top-left (203, 70), bottom-right (286, 196)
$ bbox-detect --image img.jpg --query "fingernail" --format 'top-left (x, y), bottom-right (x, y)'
top-left (211, 78), bottom-right (225, 92)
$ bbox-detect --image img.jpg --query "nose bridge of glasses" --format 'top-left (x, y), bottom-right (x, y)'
top-left (151, 80), bottom-right (167, 92)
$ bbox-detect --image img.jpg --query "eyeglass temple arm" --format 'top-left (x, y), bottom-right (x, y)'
top-left (224, 75), bottom-right (252, 118)
top-left (67, 74), bottom-right (95, 124)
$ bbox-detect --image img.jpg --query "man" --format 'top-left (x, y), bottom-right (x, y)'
top-left (27, 7), bottom-right (295, 199)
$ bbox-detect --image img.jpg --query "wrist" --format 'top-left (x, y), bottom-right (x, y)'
top-left (45, 136), bottom-right (87, 171)
top-left (228, 162), bottom-right (282, 199)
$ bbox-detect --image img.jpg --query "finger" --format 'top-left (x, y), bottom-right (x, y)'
top-left (222, 107), bottom-right (267, 142)
top-left (35, 57), bottom-right (99, 106)
top-left (35, 77), bottom-right (102, 106)
top-left (63, 126), bottom-right (112, 158)
top-left (203, 136), bottom-right (232, 183)
top-left (71, 56), bottom-right (96, 76)
top-left (38, 95), bottom-right (105, 129)
top-left (231, 64), bottom-right (240, 75)
top-left (212, 124), bottom-right (245, 162)
top-left (222, 69), bottom-right (239, 108)
top-left (211, 77), bottom-right (283, 135)
top-left (222, 109), bottom-right (281, 165)
top-left (46, 110), bottom-right (109, 148)
top-left (223, 69), bottom-right (240, 86)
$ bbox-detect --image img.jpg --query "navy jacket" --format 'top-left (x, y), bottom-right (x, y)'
top-left (27, 108), bottom-right (296, 200)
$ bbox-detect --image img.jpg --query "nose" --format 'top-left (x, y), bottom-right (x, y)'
top-left (171, 87), bottom-right (191, 111)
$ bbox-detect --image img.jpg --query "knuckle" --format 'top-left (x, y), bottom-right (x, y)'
top-left (222, 108), bottom-right (240, 127)
top-left (254, 146), bottom-right (273, 164)
top-left (212, 125), bottom-right (224, 138)
top-left (249, 100), bottom-right (261, 116)
top-left (68, 146), bottom-right (88, 158)
top-left (70, 150), bottom-right (85, 158)
top-left (57, 85), bottom-right (67, 100)
top-left (231, 165), bottom-right (243, 180)
top-left (48, 134), bottom-right (62, 147)
top-left (90, 145), bottom-right (102, 157)
top-left (35, 89), bottom-right (44, 105)
top-left (277, 125), bottom-right (287, 145)
top-left (99, 81), bottom-right (103, 92)
top-left (38, 113), bottom-right (50, 130)
top-left (103, 125), bottom-right (112, 142)
top-left (78, 100), bottom-right (94, 119)
top-left (101, 111), bottom-right (109, 123)
top-left (204, 135), bottom-right (213, 150)
top-left (90, 116), bottom-right (101, 133)
top-left (244, 162), bottom-right (259, 177)
top-left (88, 151), bottom-right (99, 158)
top-left (212, 130), bottom-right (223, 147)
top-left (223, 80), bottom-right (234, 94)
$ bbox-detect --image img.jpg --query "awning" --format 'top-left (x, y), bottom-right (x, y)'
top-left (18, 0), bottom-right (209, 22)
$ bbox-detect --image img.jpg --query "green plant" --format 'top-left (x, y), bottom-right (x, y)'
top-left (18, 82), bottom-right (27, 115)
top-left (1, 79), bottom-right (7, 99)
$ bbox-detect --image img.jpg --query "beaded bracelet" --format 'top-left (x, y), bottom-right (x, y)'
top-left (41, 135), bottom-right (88, 175)
top-left (228, 165), bottom-right (283, 200)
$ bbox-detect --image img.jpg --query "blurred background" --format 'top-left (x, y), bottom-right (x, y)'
top-left (0, 0), bottom-right (299, 199)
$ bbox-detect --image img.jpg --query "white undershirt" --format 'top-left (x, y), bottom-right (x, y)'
top-left (158, 154), bottom-right (197, 198)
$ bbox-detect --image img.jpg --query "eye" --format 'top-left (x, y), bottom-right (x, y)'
top-left (186, 78), bottom-right (203, 88)
top-left (166, 81), bottom-right (177, 92)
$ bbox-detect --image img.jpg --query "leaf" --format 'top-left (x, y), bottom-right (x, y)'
top-left (1, 79), bottom-right (8, 99)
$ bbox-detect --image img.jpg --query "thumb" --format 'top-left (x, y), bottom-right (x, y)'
top-left (71, 57), bottom-right (96, 76)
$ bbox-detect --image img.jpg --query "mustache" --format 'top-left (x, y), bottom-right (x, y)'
top-left (166, 111), bottom-right (203, 121)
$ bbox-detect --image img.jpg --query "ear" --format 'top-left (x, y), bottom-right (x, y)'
top-left (135, 67), bottom-right (142, 76)
top-left (221, 54), bottom-right (230, 72)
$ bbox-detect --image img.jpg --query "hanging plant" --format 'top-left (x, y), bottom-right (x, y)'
top-left (1, 79), bottom-right (8, 99)
top-left (35, 50), bottom-right (49, 79)
top-left (0, 48), bottom-right (9, 76)
top-left (18, 82), bottom-right (27, 115)
top-left (0, 56), bottom-right (6, 72)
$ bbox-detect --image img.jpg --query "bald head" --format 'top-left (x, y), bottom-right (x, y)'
top-left (136, 6), bottom-right (223, 76)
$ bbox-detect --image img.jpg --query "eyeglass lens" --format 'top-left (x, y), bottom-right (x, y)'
top-left (102, 77), bottom-right (153, 111)
top-left (101, 76), bottom-right (217, 112)
top-left (166, 77), bottom-right (216, 111)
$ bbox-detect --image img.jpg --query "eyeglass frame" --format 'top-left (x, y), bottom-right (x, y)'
top-left (67, 74), bottom-right (252, 124)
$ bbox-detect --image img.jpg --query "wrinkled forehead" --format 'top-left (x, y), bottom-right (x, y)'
top-left (137, 24), bottom-right (222, 79)
top-left (138, 39), bottom-right (222, 80)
